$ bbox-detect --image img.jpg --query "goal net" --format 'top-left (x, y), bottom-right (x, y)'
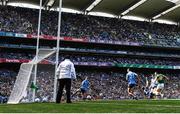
top-left (7, 49), bottom-right (56, 104)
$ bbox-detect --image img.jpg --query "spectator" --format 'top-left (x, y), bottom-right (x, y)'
top-left (0, 6), bottom-right (179, 47)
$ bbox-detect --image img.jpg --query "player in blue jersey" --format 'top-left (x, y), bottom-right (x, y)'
top-left (80, 77), bottom-right (90, 100)
top-left (126, 68), bottom-right (140, 100)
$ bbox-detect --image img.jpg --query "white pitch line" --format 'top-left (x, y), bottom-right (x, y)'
top-left (78, 102), bottom-right (180, 108)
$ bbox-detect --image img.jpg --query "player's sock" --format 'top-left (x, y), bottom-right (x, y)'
top-left (83, 97), bottom-right (86, 101)
top-left (149, 93), bottom-right (154, 99)
top-left (133, 96), bottom-right (138, 100)
top-left (129, 94), bottom-right (134, 99)
top-left (160, 93), bottom-right (164, 98)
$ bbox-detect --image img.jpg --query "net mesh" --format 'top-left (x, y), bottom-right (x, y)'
top-left (7, 49), bottom-right (55, 104)
top-left (7, 63), bottom-right (34, 104)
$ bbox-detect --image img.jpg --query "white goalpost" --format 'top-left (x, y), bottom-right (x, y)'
top-left (7, 0), bottom-right (62, 104)
top-left (53, 0), bottom-right (62, 102)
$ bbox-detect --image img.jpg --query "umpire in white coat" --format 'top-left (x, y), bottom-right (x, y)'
top-left (56, 55), bottom-right (76, 103)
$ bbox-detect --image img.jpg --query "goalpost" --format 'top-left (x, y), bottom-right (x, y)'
top-left (7, 0), bottom-right (62, 104)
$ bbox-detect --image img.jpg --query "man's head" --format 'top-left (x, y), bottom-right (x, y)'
top-left (64, 55), bottom-right (70, 60)
top-left (85, 77), bottom-right (88, 80)
top-left (154, 72), bottom-right (157, 76)
top-left (127, 68), bottom-right (130, 73)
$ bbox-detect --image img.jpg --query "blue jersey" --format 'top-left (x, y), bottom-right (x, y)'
top-left (126, 71), bottom-right (138, 85)
top-left (80, 79), bottom-right (90, 91)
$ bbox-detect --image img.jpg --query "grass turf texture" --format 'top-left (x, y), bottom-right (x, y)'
top-left (0, 100), bottom-right (180, 113)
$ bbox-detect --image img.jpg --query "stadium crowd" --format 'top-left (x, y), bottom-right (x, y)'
top-left (0, 52), bottom-right (179, 66)
top-left (0, 6), bottom-right (180, 47)
top-left (0, 69), bottom-right (16, 103)
top-left (1, 43), bottom-right (180, 58)
top-left (60, 55), bottom-right (180, 66)
top-left (0, 5), bottom-right (180, 103)
top-left (0, 68), bottom-right (180, 103)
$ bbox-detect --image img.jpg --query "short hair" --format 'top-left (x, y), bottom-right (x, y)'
top-left (64, 55), bottom-right (70, 60)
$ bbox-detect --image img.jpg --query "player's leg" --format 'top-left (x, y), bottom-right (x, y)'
top-left (153, 86), bottom-right (161, 99)
top-left (156, 83), bottom-right (164, 99)
top-left (81, 89), bottom-right (86, 100)
top-left (128, 87), bottom-right (133, 96)
top-left (149, 88), bottom-right (155, 99)
top-left (56, 79), bottom-right (65, 103)
top-left (142, 87), bottom-right (149, 99)
top-left (65, 79), bottom-right (72, 103)
top-left (128, 84), bottom-right (136, 99)
top-left (83, 92), bottom-right (87, 100)
top-left (72, 88), bottom-right (80, 97)
top-left (139, 86), bottom-right (146, 99)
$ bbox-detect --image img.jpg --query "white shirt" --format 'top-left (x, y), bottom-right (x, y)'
top-left (56, 59), bottom-right (76, 79)
top-left (150, 77), bottom-right (157, 88)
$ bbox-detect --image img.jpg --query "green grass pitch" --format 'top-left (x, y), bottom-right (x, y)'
top-left (0, 100), bottom-right (180, 113)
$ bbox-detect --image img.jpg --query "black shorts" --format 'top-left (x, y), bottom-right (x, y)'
top-left (128, 84), bottom-right (137, 88)
top-left (81, 88), bottom-right (86, 94)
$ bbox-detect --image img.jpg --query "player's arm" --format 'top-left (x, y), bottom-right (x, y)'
top-left (163, 75), bottom-right (169, 80)
top-left (81, 80), bottom-right (85, 87)
top-left (154, 75), bottom-right (158, 82)
top-left (145, 77), bottom-right (149, 88)
top-left (56, 64), bottom-right (61, 78)
top-left (126, 74), bottom-right (128, 81)
top-left (88, 81), bottom-right (90, 89)
top-left (71, 63), bottom-right (76, 80)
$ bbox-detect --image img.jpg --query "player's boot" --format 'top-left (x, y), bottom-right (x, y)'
top-left (133, 96), bottom-right (138, 100)
top-left (160, 93), bottom-right (164, 98)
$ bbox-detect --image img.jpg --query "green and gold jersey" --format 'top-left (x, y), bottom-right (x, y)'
top-left (156, 74), bottom-right (165, 84)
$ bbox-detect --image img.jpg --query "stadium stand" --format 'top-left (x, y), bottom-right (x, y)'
top-left (0, 6), bottom-right (180, 47)
top-left (0, 4), bottom-right (180, 103)
top-left (0, 52), bottom-right (180, 66)
top-left (0, 68), bottom-right (180, 102)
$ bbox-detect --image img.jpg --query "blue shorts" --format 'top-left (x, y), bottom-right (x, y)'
top-left (81, 88), bottom-right (87, 94)
top-left (128, 84), bottom-right (137, 88)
